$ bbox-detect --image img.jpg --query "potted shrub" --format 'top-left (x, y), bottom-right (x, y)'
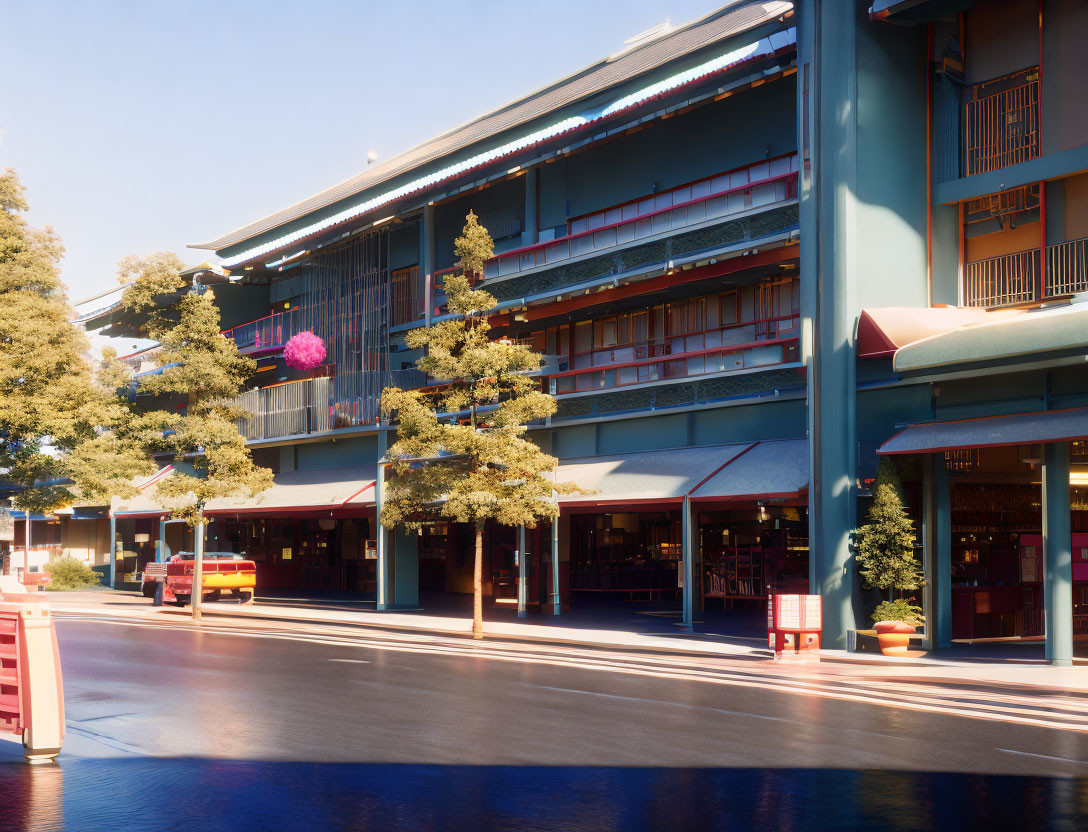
top-left (872, 598), bottom-right (924, 656)
top-left (854, 459), bottom-right (926, 655)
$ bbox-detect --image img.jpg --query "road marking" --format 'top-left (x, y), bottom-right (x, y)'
top-left (328, 658), bottom-right (371, 664)
top-left (997, 748), bottom-right (1088, 765)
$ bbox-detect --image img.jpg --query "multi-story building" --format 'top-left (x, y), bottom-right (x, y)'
top-left (82, 0), bottom-right (1088, 664)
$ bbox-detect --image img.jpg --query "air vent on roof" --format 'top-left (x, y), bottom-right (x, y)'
top-left (610, 20), bottom-right (673, 59)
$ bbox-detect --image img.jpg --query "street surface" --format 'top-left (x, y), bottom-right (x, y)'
top-left (1, 613), bottom-right (1087, 830)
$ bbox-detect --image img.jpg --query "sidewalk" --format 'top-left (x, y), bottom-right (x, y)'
top-left (42, 588), bottom-right (1088, 694)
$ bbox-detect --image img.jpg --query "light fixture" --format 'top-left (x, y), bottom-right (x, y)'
top-left (1071, 472), bottom-right (1088, 486)
top-left (134, 533), bottom-right (151, 544)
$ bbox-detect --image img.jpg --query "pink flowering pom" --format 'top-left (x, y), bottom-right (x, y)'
top-left (283, 331), bottom-right (326, 371)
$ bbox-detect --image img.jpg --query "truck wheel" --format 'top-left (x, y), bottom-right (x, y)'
top-left (241, 591), bottom-right (254, 605)
top-left (174, 594), bottom-right (190, 607)
top-left (142, 583), bottom-right (157, 599)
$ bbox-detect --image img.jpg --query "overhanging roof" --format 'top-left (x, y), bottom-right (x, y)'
top-left (556, 443), bottom-right (754, 506)
top-left (204, 467), bottom-right (375, 516)
top-left (690, 438), bottom-right (808, 501)
top-left (892, 300), bottom-right (1088, 373)
top-left (878, 407), bottom-right (1088, 455)
top-left (856, 306), bottom-right (1000, 359)
top-left (192, 1), bottom-right (794, 255)
top-left (111, 466), bottom-right (176, 517)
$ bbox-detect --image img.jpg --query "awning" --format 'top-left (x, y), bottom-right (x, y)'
top-left (111, 466), bottom-right (176, 518)
top-left (556, 443), bottom-right (754, 507)
top-left (690, 439), bottom-right (808, 502)
top-left (878, 407), bottom-right (1088, 455)
top-left (204, 467), bottom-right (375, 516)
top-left (856, 306), bottom-right (999, 359)
top-left (893, 300), bottom-right (1088, 373)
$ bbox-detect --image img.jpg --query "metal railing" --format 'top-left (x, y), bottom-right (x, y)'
top-left (964, 249), bottom-right (1039, 308)
top-left (479, 155), bottom-right (799, 281)
top-left (226, 369), bottom-right (428, 440)
top-left (1046, 236), bottom-right (1088, 297)
top-left (552, 336), bottom-right (799, 394)
top-left (222, 308), bottom-right (300, 354)
top-left (230, 376), bottom-right (331, 440)
top-left (964, 69), bottom-right (1039, 176)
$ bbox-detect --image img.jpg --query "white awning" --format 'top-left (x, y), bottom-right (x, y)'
top-left (205, 467), bottom-right (375, 516)
top-left (110, 466), bottom-right (175, 518)
top-left (690, 439), bottom-right (808, 502)
top-left (556, 443), bottom-right (754, 506)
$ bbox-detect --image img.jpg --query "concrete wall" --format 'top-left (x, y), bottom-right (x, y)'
top-left (295, 435), bottom-right (381, 470)
top-left (1064, 172), bottom-right (1088, 240)
top-left (965, 0), bottom-right (1038, 84)
top-left (1047, 0), bottom-right (1088, 153)
top-left (966, 220), bottom-right (1041, 260)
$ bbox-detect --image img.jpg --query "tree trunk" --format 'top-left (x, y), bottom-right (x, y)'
top-left (473, 523), bottom-right (484, 639)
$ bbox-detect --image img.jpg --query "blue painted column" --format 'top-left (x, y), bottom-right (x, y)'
top-left (1043, 442), bottom-right (1074, 666)
top-left (682, 496), bottom-right (694, 631)
top-left (375, 429), bottom-right (390, 610)
top-left (550, 513), bottom-right (561, 616)
top-left (108, 513), bottom-right (117, 589)
top-left (523, 168), bottom-right (539, 247)
top-left (516, 525), bottom-right (527, 618)
top-left (801, 0), bottom-right (859, 646)
top-left (933, 456), bottom-right (952, 649)
top-left (156, 517), bottom-right (167, 563)
top-left (420, 205), bottom-right (435, 327)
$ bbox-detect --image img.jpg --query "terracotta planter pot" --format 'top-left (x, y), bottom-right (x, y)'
top-left (874, 620), bottom-right (916, 656)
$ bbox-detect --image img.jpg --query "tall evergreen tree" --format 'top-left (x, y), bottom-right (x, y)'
top-left (0, 170), bottom-right (152, 567)
top-left (381, 212), bottom-right (580, 638)
top-left (119, 254), bottom-right (272, 620)
top-left (855, 458), bottom-right (923, 601)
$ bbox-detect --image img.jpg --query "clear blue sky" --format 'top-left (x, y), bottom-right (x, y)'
top-left (1, 0), bottom-right (721, 302)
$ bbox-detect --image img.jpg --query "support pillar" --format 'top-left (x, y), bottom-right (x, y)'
top-left (523, 169), bottom-right (539, 247)
top-left (109, 513), bottom-right (117, 589)
top-left (682, 496), bottom-right (694, 631)
top-left (376, 430), bottom-right (390, 610)
top-left (551, 512), bottom-right (561, 616)
top-left (420, 205), bottom-right (435, 326)
top-left (1043, 442), bottom-right (1074, 666)
top-left (517, 525), bottom-right (527, 618)
top-left (933, 456), bottom-right (952, 649)
top-left (801, 0), bottom-right (859, 646)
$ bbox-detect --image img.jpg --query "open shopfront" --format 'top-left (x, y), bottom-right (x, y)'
top-left (880, 408), bottom-right (1088, 664)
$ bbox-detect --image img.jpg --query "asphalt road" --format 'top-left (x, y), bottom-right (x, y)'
top-left (1, 617), bottom-right (1086, 831)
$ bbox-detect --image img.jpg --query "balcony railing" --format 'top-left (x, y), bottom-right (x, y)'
top-left (227, 369), bottom-right (429, 441)
top-left (222, 308), bottom-right (300, 354)
top-left (964, 68), bottom-right (1039, 176)
top-left (478, 154), bottom-right (799, 282)
top-left (964, 249), bottom-right (1039, 308)
top-left (1046, 237), bottom-right (1088, 297)
top-left (551, 313), bottom-right (801, 394)
top-left (964, 236), bottom-right (1088, 308)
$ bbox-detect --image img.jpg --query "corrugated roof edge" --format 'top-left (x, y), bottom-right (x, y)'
top-left (191, 0), bottom-right (794, 253)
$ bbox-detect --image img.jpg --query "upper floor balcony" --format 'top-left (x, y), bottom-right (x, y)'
top-left (964, 236), bottom-right (1088, 308)
top-left (964, 67), bottom-right (1040, 177)
top-left (222, 308), bottom-right (300, 355)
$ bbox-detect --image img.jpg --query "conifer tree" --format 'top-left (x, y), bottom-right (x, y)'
top-left (119, 254), bottom-right (272, 619)
top-left (855, 458), bottom-right (923, 602)
top-left (0, 170), bottom-right (152, 568)
top-left (381, 212), bottom-right (580, 638)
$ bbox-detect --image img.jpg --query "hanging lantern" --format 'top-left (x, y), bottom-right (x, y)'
top-left (283, 331), bottom-right (326, 371)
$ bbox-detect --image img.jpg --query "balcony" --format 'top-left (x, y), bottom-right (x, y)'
top-left (549, 313), bottom-right (801, 395)
top-left (228, 369), bottom-right (428, 441)
top-left (964, 236), bottom-right (1088, 308)
top-left (482, 155), bottom-right (798, 282)
top-left (222, 308), bottom-right (300, 355)
top-left (964, 68), bottom-right (1039, 177)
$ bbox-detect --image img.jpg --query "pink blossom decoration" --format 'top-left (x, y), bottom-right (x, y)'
top-left (283, 331), bottom-right (326, 371)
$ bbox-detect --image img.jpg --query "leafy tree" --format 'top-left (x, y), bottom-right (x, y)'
top-left (119, 255), bottom-right (272, 620)
top-left (0, 169), bottom-right (153, 564)
top-left (381, 212), bottom-right (580, 638)
top-left (855, 458), bottom-right (923, 603)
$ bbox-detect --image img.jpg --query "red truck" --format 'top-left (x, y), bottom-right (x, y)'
top-left (142, 552), bottom-right (257, 605)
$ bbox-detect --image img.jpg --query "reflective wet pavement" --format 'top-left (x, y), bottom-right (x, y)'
top-left (0, 617), bottom-right (1085, 830)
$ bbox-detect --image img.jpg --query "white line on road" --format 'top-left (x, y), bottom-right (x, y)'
top-left (328, 658), bottom-right (371, 664)
top-left (997, 748), bottom-right (1088, 765)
